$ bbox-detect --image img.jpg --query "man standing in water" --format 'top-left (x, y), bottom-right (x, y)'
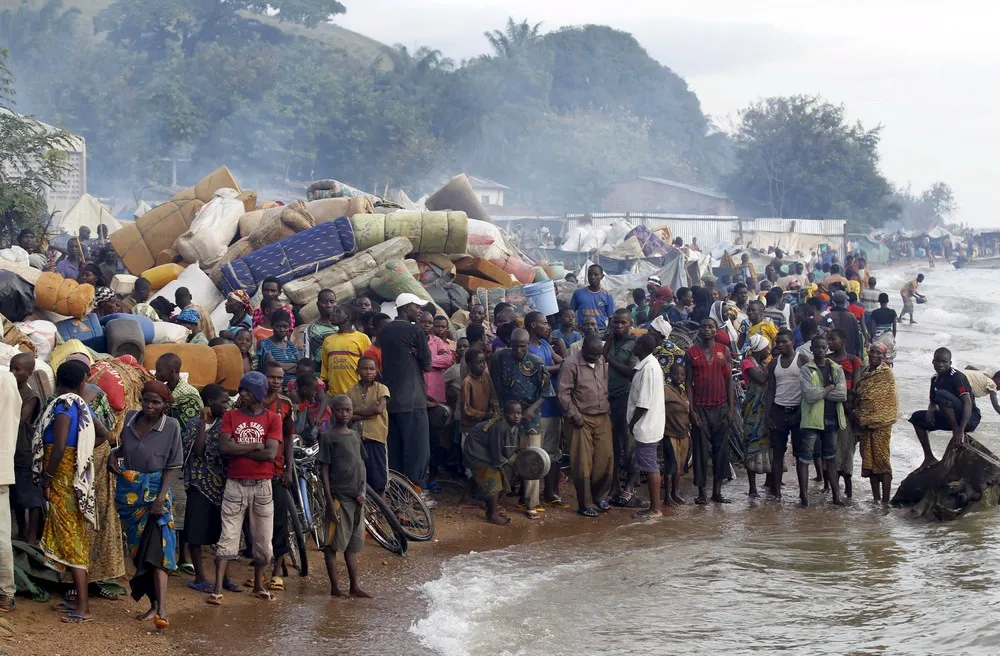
top-left (686, 318), bottom-right (735, 504)
top-left (899, 273), bottom-right (925, 325)
top-left (798, 335), bottom-right (847, 507)
top-left (908, 348), bottom-right (980, 469)
top-left (765, 329), bottom-right (808, 498)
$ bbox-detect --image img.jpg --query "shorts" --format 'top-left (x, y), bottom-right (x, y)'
top-left (909, 409), bottom-right (981, 433)
top-left (324, 497), bottom-right (365, 554)
top-left (364, 439), bottom-right (388, 494)
top-left (217, 478), bottom-right (274, 566)
top-left (184, 486), bottom-right (222, 546)
top-left (796, 419), bottom-right (838, 464)
top-left (11, 467), bottom-right (43, 511)
top-left (472, 466), bottom-right (504, 497)
top-left (768, 405), bottom-right (800, 454)
top-left (632, 440), bottom-right (661, 474)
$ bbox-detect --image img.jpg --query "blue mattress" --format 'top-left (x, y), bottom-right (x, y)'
top-left (221, 217), bottom-right (356, 296)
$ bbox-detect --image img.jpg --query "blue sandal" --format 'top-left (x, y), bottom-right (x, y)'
top-left (596, 499), bottom-right (612, 512)
top-left (577, 508), bottom-right (599, 518)
top-left (187, 581), bottom-right (214, 593)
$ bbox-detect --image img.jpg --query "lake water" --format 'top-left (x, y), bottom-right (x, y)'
top-left (410, 263), bottom-right (1000, 656)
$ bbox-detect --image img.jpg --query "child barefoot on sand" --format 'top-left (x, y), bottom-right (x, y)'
top-left (462, 400), bottom-right (522, 526)
top-left (319, 395), bottom-right (372, 598)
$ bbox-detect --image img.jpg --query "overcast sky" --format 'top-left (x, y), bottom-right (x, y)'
top-left (338, 0), bottom-right (995, 226)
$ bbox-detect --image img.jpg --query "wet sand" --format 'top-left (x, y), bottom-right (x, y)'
top-left (2, 482), bottom-right (644, 656)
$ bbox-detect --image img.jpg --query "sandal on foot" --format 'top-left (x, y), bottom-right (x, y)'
top-left (177, 563), bottom-right (196, 576)
top-left (206, 594), bottom-right (223, 606)
top-left (596, 499), bottom-right (612, 512)
top-left (61, 613), bottom-right (92, 624)
top-left (545, 498), bottom-right (571, 509)
top-left (0, 599), bottom-right (15, 613)
top-left (52, 601), bottom-right (74, 613)
top-left (577, 508), bottom-right (599, 518)
top-left (223, 578), bottom-right (244, 593)
top-left (268, 577), bottom-right (284, 591)
top-left (694, 496), bottom-right (709, 505)
top-left (153, 615), bottom-right (169, 630)
top-left (612, 492), bottom-right (634, 507)
top-left (187, 581), bottom-right (215, 593)
top-left (254, 590), bottom-right (274, 601)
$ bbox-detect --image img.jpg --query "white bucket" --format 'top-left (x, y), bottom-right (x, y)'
top-left (524, 280), bottom-right (558, 316)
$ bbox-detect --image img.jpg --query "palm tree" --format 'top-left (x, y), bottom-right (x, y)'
top-left (484, 17), bottom-right (543, 58)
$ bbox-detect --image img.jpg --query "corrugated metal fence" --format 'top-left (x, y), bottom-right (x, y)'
top-left (493, 213), bottom-right (846, 249)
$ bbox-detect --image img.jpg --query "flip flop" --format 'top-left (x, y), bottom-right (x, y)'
top-left (596, 500), bottom-right (612, 512)
top-left (177, 563), bottom-right (196, 576)
top-left (187, 581), bottom-right (215, 593)
top-left (545, 498), bottom-right (571, 509)
top-left (61, 613), bottom-right (92, 624)
top-left (223, 579), bottom-right (244, 593)
top-left (254, 590), bottom-right (274, 601)
top-left (577, 508), bottom-right (599, 518)
top-left (153, 615), bottom-right (169, 630)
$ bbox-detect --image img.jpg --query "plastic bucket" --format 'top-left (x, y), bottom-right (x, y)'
top-left (524, 280), bottom-right (558, 316)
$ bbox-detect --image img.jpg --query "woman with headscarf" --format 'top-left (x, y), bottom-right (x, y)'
top-left (855, 342), bottom-right (898, 504)
top-left (219, 291), bottom-right (253, 340)
top-left (33, 359), bottom-right (107, 623)
top-left (176, 308), bottom-right (209, 346)
top-left (648, 285), bottom-right (674, 321)
top-left (93, 286), bottom-right (119, 319)
top-left (710, 300), bottom-right (747, 355)
top-left (741, 334), bottom-right (772, 498)
top-left (647, 315), bottom-right (685, 379)
top-left (111, 380), bottom-right (182, 630)
top-left (64, 353), bottom-right (127, 600)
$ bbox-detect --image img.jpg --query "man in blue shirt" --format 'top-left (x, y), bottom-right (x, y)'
top-left (570, 264), bottom-right (615, 330)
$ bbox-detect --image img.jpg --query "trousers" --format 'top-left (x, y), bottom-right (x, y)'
top-left (570, 414), bottom-right (614, 510)
top-left (692, 404), bottom-right (731, 488)
top-left (609, 394), bottom-right (635, 496)
top-left (387, 409), bottom-right (430, 490)
top-left (0, 486), bottom-right (13, 603)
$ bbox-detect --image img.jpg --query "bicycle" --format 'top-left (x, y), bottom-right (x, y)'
top-left (363, 483), bottom-right (408, 556)
top-left (290, 439), bottom-right (326, 550)
top-left (384, 470), bottom-right (435, 542)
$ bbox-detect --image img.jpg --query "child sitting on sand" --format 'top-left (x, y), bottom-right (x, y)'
top-left (319, 395), bottom-right (371, 599)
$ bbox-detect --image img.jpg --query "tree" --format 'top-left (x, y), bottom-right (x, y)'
top-left (726, 95), bottom-right (892, 226)
top-left (94, 0), bottom-right (346, 60)
top-left (0, 48), bottom-right (73, 243)
top-left (484, 18), bottom-right (543, 58)
top-left (887, 182), bottom-right (957, 230)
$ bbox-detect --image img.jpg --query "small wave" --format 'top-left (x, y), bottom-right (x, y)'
top-left (971, 317), bottom-right (1000, 335)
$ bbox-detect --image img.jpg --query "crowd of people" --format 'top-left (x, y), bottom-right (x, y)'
top-left (0, 228), bottom-right (995, 635)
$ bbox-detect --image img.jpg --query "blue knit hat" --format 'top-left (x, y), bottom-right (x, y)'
top-left (239, 371), bottom-right (268, 403)
top-left (176, 308), bottom-right (201, 325)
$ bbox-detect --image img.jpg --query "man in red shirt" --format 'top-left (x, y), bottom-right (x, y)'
top-left (686, 318), bottom-right (736, 505)
top-left (263, 362), bottom-right (295, 591)
top-left (210, 371), bottom-right (283, 604)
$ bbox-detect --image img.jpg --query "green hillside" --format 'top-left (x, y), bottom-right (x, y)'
top-left (0, 0), bottom-right (387, 61)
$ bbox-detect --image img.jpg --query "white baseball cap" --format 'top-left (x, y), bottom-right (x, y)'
top-left (395, 292), bottom-right (424, 309)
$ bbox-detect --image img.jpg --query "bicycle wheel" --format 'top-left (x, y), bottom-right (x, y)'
top-left (287, 506), bottom-right (309, 577)
top-left (385, 471), bottom-right (435, 542)
top-left (363, 484), bottom-right (408, 556)
top-left (306, 475), bottom-right (327, 549)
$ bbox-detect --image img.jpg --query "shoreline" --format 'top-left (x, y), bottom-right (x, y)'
top-left (4, 481), bottom-right (642, 656)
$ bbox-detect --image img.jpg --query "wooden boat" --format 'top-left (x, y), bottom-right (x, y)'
top-left (953, 256), bottom-right (1000, 270)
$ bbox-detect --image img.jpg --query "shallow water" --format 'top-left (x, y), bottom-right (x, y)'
top-left (411, 263), bottom-right (1000, 656)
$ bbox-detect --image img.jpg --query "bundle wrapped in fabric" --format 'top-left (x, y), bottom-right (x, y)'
top-left (414, 254), bottom-right (456, 284)
top-left (143, 343), bottom-right (241, 390)
top-left (2, 317), bottom-right (36, 355)
top-left (285, 237), bottom-right (413, 314)
top-left (207, 201), bottom-right (316, 284)
top-left (176, 188), bottom-right (248, 267)
top-left (425, 174), bottom-right (492, 223)
top-left (237, 197), bottom-right (373, 237)
top-left (37, 273), bottom-right (96, 318)
top-left (466, 219), bottom-right (509, 259)
top-left (110, 166), bottom-right (240, 274)
top-left (489, 253), bottom-right (535, 285)
top-left (371, 259), bottom-right (433, 305)
top-left (350, 211), bottom-right (468, 254)
top-left (624, 225), bottom-right (671, 257)
top-left (0, 260), bottom-right (42, 286)
top-left (220, 217), bottom-right (357, 296)
top-left (306, 179), bottom-right (376, 201)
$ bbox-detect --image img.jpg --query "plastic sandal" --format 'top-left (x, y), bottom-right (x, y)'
top-left (187, 581), bottom-right (215, 593)
top-left (577, 508), bottom-right (599, 518)
top-left (206, 594), bottom-right (223, 606)
top-left (61, 613), bottom-right (92, 624)
top-left (545, 498), bottom-right (571, 509)
top-left (596, 500), bottom-right (612, 512)
top-left (153, 615), bottom-right (169, 630)
top-left (177, 563), bottom-right (196, 576)
top-left (223, 579), bottom-right (244, 593)
top-left (0, 599), bottom-right (15, 613)
top-left (268, 577), bottom-right (284, 591)
top-left (254, 590), bottom-right (274, 601)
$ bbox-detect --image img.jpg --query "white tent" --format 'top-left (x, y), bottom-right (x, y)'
top-left (133, 200), bottom-right (152, 218)
top-left (56, 194), bottom-right (123, 235)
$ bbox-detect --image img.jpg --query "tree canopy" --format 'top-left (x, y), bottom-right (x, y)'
top-left (725, 95), bottom-right (894, 227)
